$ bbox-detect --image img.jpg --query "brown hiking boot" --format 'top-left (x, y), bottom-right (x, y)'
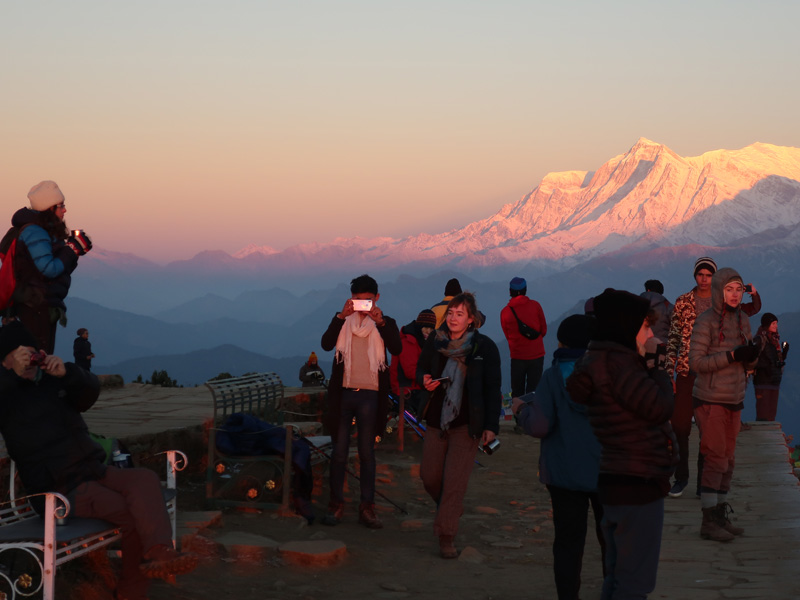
top-left (140, 544), bottom-right (198, 579)
top-left (439, 535), bottom-right (458, 559)
top-left (700, 507), bottom-right (734, 542)
top-left (715, 502), bottom-right (744, 536)
top-left (358, 503), bottom-right (383, 529)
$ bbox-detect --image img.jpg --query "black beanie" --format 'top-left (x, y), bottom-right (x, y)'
top-left (444, 278), bottom-right (462, 296)
top-left (0, 320), bottom-right (39, 361)
top-left (592, 288), bottom-right (650, 350)
top-left (761, 312), bottom-right (778, 329)
top-left (557, 314), bottom-right (596, 349)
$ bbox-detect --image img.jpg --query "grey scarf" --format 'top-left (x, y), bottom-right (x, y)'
top-left (435, 329), bottom-right (474, 430)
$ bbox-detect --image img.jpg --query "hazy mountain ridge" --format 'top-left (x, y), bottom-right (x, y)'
top-left (71, 138), bottom-right (800, 313)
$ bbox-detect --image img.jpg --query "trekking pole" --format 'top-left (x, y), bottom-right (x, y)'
top-left (302, 438), bottom-right (409, 515)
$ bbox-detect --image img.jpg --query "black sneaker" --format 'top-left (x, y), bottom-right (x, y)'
top-left (668, 480), bottom-right (688, 498)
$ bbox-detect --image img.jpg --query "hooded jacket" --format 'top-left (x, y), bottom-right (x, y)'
top-left (689, 267), bottom-right (757, 406)
top-left (517, 348), bottom-right (600, 492)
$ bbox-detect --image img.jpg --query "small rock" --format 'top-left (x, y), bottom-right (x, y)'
top-left (491, 540), bottom-right (523, 549)
top-left (474, 506), bottom-right (500, 515)
top-left (279, 539), bottom-right (347, 567)
top-left (458, 546), bottom-right (486, 564)
top-left (400, 520), bottom-right (424, 531)
top-left (380, 582), bottom-right (408, 592)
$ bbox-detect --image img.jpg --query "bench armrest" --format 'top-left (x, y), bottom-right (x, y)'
top-left (155, 449), bottom-right (189, 491)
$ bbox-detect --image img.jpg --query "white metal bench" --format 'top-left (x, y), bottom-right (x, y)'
top-left (0, 450), bottom-right (187, 600)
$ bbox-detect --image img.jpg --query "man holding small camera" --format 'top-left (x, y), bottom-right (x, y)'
top-left (320, 274), bottom-right (401, 529)
top-left (0, 181), bottom-right (92, 353)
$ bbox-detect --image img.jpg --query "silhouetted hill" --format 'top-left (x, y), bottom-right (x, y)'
top-left (95, 344), bottom-right (315, 388)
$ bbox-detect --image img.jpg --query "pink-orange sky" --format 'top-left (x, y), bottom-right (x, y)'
top-left (2, 1), bottom-right (799, 263)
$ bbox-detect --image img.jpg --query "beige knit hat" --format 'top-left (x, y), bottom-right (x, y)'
top-left (27, 180), bottom-right (65, 211)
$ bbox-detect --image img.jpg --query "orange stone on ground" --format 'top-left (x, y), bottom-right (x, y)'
top-left (278, 539), bottom-right (347, 567)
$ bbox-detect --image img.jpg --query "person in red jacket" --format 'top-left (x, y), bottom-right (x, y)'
top-left (501, 277), bottom-right (548, 397)
top-left (389, 309), bottom-right (437, 414)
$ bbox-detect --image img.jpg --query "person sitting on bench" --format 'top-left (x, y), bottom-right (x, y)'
top-left (0, 320), bottom-right (198, 600)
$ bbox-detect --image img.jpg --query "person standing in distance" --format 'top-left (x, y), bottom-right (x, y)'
top-left (72, 327), bottom-right (95, 371)
top-left (320, 274), bottom-right (401, 528)
top-left (501, 276), bottom-right (547, 398)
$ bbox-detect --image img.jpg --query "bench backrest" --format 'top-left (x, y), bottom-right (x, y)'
top-left (205, 372), bottom-right (284, 424)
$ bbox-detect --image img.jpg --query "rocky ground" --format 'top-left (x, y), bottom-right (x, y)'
top-left (145, 419), bottom-right (596, 600)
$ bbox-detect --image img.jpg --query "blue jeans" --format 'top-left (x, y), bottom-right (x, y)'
top-left (329, 389), bottom-right (378, 505)
top-left (601, 498), bottom-right (664, 599)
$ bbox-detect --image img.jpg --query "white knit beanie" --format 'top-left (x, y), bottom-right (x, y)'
top-left (27, 180), bottom-right (65, 211)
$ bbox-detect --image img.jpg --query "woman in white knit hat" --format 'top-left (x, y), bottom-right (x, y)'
top-left (0, 181), bottom-right (92, 352)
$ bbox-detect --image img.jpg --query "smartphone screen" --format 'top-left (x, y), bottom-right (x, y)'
top-left (352, 299), bottom-right (373, 311)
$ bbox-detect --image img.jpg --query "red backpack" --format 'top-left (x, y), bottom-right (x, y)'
top-left (0, 228), bottom-right (20, 311)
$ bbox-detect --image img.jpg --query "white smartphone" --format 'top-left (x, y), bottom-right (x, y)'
top-left (352, 299), bottom-right (373, 312)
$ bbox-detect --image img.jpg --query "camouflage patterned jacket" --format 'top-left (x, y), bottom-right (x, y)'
top-left (666, 288), bottom-right (699, 378)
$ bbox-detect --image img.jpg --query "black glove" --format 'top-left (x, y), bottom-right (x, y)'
top-left (66, 230), bottom-right (92, 256)
top-left (782, 341), bottom-right (790, 360)
top-left (644, 339), bottom-right (667, 371)
top-left (732, 344), bottom-right (759, 363)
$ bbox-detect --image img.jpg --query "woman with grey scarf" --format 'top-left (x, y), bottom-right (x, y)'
top-left (416, 292), bottom-right (502, 559)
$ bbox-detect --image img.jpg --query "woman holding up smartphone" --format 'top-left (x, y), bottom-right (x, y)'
top-left (416, 292), bottom-right (502, 559)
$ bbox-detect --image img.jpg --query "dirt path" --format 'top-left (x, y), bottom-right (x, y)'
top-left (148, 420), bottom-right (606, 600)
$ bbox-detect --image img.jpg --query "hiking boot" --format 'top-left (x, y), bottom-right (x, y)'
top-left (439, 535), bottom-right (458, 559)
top-left (321, 503), bottom-right (344, 526)
top-left (700, 507), bottom-right (735, 542)
top-left (715, 502), bottom-right (744, 536)
top-left (140, 545), bottom-right (198, 579)
top-left (668, 480), bottom-right (688, 498)
top-left (358, 503), bottom-right (383, 529)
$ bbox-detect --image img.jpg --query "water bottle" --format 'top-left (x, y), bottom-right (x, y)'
top-left (112, 449), bottom-right (131, 468)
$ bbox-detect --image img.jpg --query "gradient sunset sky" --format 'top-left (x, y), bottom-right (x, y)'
top-left (2, 1), bottom-right (799, 262)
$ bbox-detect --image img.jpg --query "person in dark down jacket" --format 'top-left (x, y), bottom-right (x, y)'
top-left (753, 312), bottom-right (788, 422)
top-left (639, 279), bottom-right (672, 341)
top-left (689, 267), bottom-right (759, 542)
top-left (0, 321), bottom-right (197, 600)
top-left (566, 289), bottom-right (675, 600)
top-left (1, 181), bottom-right (92, 353)
top-left (320, 274), bottom-right (402, 529)
top-left (416, 292), bottom-right (502, 559)
top-left (512, 314), bottom-right (605, 600)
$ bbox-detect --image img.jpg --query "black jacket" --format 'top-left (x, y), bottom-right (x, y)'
top-left (0, 363), bottom-right (105, 503)
top-left (415, 330), bottom-right (503, 438)
top-left (321, 314), bottom-right (402, 442)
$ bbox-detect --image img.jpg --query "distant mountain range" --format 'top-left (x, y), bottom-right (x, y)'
top-left (45, 138), bottom-right (800, 438)
top-left (71, 138), bottom-right (800, 314)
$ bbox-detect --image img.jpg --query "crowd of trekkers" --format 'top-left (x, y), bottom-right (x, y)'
top-left (0, 179), bottom-right (790, 600)
top-left (316, 260), bottom-right (785, 600)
